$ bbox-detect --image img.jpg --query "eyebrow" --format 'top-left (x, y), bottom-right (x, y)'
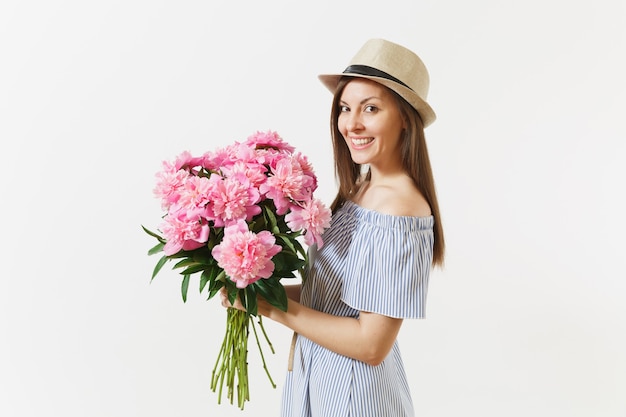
top-left (339, 96), bottom-right (382, 106)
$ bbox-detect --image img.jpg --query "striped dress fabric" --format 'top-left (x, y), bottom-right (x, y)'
top-left (281, 200), bottom-right (434, 417)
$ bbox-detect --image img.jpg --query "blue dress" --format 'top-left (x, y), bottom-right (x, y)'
top-left (281, 200), bottom-right (434, 417)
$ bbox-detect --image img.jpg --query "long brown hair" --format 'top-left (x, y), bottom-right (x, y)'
top-left (328, 78), bottom-right (445, 267)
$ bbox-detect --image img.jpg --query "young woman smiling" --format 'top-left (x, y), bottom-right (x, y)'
top-left (223, 38), bottom-right (445, 417)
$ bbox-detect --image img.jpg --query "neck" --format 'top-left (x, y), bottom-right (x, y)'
top-left (366, 162), bottom-right (406, 185)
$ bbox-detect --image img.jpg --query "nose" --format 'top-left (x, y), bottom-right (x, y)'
top-left (343, 111), bottom-right (363, 133)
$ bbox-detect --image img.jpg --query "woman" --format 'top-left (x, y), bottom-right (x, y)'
top-left (224, 38), bottom-right (444, 417)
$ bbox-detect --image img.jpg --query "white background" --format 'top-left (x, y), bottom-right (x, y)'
top-left (1, 1), bottom-right (625, 416)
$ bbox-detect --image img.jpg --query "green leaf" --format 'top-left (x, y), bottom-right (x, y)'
top-left (151, 256), bottom-right (168, 281)
top-left (166, 250), bottom-right (192, 259)
top-left (272, 253), bottom-right (286, 272)
top-left (191, 249), bottom-right (214, 265)
top-left (147, 242), bottom-right (165, 256)
top-left (248, 214), bottom-right (264, 233)
top-left (293, 238), bottom-right (307, 259)
top-left (207, 273), bottom-right (226, 300)
top-left (181, 274), bottom-right (190, 303)
top-left (207, 227), bottom-right (224, 250)
top-left (273, 270), bottom-right (296, 279)
top-left (243, 286), bottom-right (258, 316)
top-left (180, 264), bottom-right (208, 275)
top-left (263, 206), bottom-right (280, 234)
top-left (207, 276), bottom-right (221, 291)
top-left (277, 234), bottom-right (297, 254)
top-left (288, 258), bottom-right (307, 271)
top-left (271, 251), bottom-right (306, 277)
top-left (254, 279), bottom-right (288, 312)
top-left (142, 225), bottom-right (166, 243)
top-left (173, 258), bottom-right (196, 269)
top-left (207, 286), bottom-right (222, 300)
top-left (224, 279), bottom-right (238, 305)
top-left (199, 268), bottom-right (212, 293)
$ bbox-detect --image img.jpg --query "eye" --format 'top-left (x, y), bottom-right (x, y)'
top-left (364, 105), bottom-right (378, 113)
top-left (339, 105), bottom-right (350, 113)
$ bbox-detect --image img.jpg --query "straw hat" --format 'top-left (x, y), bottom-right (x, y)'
top-left (318, 38), bottom-right (436, 127)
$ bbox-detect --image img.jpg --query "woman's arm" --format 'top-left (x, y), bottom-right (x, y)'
top-left (284, 283), bottom-right (301, 303)
top-left (263, 299), bottom-right (402, 366)
top-left (221, 288), bottom-right (402, 366)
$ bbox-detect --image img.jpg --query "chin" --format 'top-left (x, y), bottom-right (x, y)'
top-left (350, 157), bottom-right (369, 165)
top-left (348, 152), bottom-right (369, 166)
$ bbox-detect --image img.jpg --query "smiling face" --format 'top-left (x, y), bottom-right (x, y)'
top-left (337, 78), bottom-right (406, 170)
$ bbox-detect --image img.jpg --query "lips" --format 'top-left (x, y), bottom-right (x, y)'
top-left (351, 137), bottom-right (374, 146)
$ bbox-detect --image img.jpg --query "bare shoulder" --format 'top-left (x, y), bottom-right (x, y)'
top-left (358, 178), bottom-right (432, 217)
top-left (377, 188), bottom-right (432, 217)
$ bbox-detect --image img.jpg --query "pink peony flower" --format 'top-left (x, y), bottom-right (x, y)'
top-left (202, 147), bottom-right (232, 172)
top-left (220, 160), bottom-right (267, 190)
top-left (176, 175), bottom-right (213, 213)
top-left (293, 152), bottom-right (318, 193)
top-left (252, 147), bottom-right (283, 168)
top-left (233, 141), bottom-right (258, 163)
top-left (173, 150), bottom-right (204, 171)
top-left (212, 220), bottom-right (282, 288)
top-left (205, 174), bottom-right (262, 227)
top-left (285, 198), bottom-right (332, 248)
top-left (160, 209), bottom-right (210, 255)
top-left (245, 130), bottom-right (295, 153)
top-left (153, 162), bottom-right (189, 211)
top-left (260, 156), bottom-right (316, 215)
top-left (197, 150), bottom-right (221, 172)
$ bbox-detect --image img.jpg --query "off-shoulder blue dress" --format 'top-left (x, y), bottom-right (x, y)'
top-left (281, 200), bottom-right (434, 417)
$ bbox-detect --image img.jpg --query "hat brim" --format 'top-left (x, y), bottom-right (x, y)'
top-left (318, 73), bottom-right (436, 127)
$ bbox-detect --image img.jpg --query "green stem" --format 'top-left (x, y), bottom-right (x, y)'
top-left (239, 312), bottom-right (249, 408)
top-left (227, 309), bottom-right (239, 404)
top-left (257, 316), bottom-right (275, 354)
top-left (251, 317), bottom-right (276, 388)
top-left (210, 311), bottom-right (230, 404)
top-left (209, 307), bottom-right (276, 410)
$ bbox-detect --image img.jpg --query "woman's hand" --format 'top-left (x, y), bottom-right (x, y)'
top-left (219, 287), bottom-right (246, 311)
top-left (219, 287), bottom-right (273, 316)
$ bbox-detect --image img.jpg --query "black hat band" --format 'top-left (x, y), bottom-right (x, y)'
top-left (342, 65), bottom-right (413, 91)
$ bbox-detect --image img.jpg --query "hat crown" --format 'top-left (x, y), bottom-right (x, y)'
top-left (349, 38), bottom-right (430, 100)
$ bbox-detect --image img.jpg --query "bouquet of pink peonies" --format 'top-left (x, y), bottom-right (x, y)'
top-left (142, 130), bottom-right (331, 409)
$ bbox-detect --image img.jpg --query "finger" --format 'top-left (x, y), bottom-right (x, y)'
top-left (219, 288), bottom-right (230, 307)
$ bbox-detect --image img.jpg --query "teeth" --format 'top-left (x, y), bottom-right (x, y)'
top-left (352, 138), bottom-right (373, 146)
